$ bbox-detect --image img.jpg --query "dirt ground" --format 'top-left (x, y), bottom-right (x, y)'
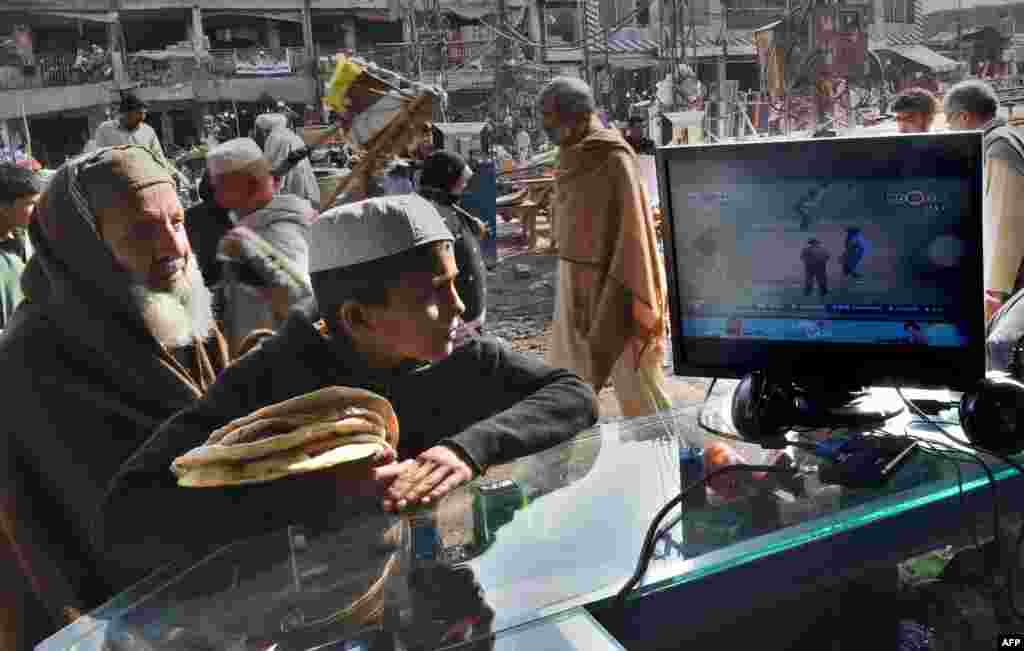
top-left (487, 216), bottom-right (706, 423)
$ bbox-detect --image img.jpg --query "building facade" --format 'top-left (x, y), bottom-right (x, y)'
top-left (1, 0), bottom-right (511, 166)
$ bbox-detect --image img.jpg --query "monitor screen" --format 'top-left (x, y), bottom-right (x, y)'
top-left (656, 133), bottom-right (985, 390)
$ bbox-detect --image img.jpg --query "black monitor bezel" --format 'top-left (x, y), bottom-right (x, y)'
top-left (656, 132), bottom-right (985, 391)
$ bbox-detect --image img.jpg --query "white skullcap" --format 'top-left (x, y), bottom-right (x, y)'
top-left (206, 137), bottom-right (272, 178)
top-left (310, 194), bottom-right (454, 274)
top-left (255, 113), bottom-right (289, 132)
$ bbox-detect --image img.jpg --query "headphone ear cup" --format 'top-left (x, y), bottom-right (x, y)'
top-left (960, 372), bottom-right (1024, 455)
top-left (732, 372), bottom-right (790, 442)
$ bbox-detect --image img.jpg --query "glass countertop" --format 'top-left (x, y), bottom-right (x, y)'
top-left (38, 382), bottom-right (1018, 651)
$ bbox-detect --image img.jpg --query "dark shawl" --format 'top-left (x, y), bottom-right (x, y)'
top-left (0, 147), bottom-right (230, 637)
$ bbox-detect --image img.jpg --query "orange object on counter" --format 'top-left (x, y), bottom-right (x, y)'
top-left (703, 441), bottom-right (767, 501)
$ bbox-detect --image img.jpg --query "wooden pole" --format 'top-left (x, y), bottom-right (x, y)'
top-left (581, 0), bottom-right (592, 87)
top-left (20, 97), bottom-right (31, 160)
top-left (321, 92), bottom-right (434, 211)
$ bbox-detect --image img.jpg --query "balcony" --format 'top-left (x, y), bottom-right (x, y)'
top-left (205, 47), bottom-right (311, 78)
top-left (125, 46), bottom-right (316, 105)
top-left (0, 50), bottom-right (112, 91)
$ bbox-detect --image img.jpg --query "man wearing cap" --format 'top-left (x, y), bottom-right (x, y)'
top-left (254, 112), bottom-right (321, 210)
top-left (0, 145), bottom-right (228, 645)
top-left (93, 93), bottom-right (164, 157)
top-left (99, 194), bottom-right (598, 589)
top-left (206, 137), bottom-right (315, 354)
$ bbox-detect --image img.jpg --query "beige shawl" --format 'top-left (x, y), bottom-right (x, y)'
top-left (551, 120), bottom-right (667, 389)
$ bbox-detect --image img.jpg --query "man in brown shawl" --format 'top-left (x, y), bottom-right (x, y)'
top-left (0, 145), bottom-right (228, 648)
top-left (540, 77), bottom-right (671, 417)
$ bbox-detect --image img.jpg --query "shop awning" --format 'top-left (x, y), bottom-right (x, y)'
top-left (442, 0), bottom-right (524, 20)
top-left (129, 48), bottom-right (198, 61)
top-left (203, 10), bottom-right (303, 24)
top-left (588, 28), bottom-right (660, 69)
top-left (592, 32), bottom-right (659, 55)
top-left (434, 122), bottom-right (488, 137)
top-left (37, 11), bottom-right (119, 24)
top-left (662, 111), bottom-right (704, 128)
top-left (689, 35), bottom-right (757, 59)
top-left (872, 44), bottom-right (960, 73)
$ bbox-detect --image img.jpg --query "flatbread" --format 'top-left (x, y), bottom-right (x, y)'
top-left (206, 387), bottom-right (399, 445)
top-left (176, 441), bottom-right (387, 488)
top-left (218, 408), bottom-right (386, 447)
top-left (172, 418), bottom-right (386, 471)
top-left (215, 415), bottom-right (322, 447)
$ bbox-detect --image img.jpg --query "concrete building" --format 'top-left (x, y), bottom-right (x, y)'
top-left (0, 0), bottom-right (416, 166)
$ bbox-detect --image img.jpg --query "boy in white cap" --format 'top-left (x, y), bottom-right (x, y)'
top-left (206, 137), bottom-right (316, 354)
top-left (98, 194), bottom-right (597, 588)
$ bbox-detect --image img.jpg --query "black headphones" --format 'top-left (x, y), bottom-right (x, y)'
top-left (960, 338), bottom-right (1024, 455)
top-left (731, 371), bottom-right (810, 445)
top-left (733, 370), bottom-right (786, 442)
top-left (732, 371), bottom-right (905, 444)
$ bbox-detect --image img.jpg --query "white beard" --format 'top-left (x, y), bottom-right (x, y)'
top-left (130, 256), bottom-right (216, 350)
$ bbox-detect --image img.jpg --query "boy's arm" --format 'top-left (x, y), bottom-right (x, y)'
top-left (441, 340), bottom-right (599, 472)
top-left (384, 340), bottom-right (598, 511)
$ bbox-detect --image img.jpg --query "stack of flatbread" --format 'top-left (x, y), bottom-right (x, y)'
top-left (171, 387), bottom-right (400, 488)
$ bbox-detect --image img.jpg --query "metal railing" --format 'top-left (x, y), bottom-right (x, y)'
top-left (205, 46), bottom-right (310, 78)
top-left (126, 56), bottom-right (199, 88)
top-left (0, 51), bottom-right (112, 91)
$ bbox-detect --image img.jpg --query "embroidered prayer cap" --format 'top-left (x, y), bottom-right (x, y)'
top-left (71, 145), bottom-right (177, 222)
top-left (310, 194), bottom-right (453, 274)
top-left (206, 137), bottom-right (272, 178)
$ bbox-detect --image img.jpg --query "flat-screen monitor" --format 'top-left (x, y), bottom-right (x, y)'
top-left (656, 132), bottom-right (985, 392)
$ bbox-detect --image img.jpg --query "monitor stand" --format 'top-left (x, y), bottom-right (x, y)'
top-left (732, 371), bottom-right (906, 441)
top-left (788, 381), bottom-right (905, 429)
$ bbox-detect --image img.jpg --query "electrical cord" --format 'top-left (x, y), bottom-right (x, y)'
top-left (908, 425), bottom-right (980, 550)
top-left (695, 378), bottom-right (720, 436)
top-left (614, 463), bottom-right (802, 617)
top-left (894, 387), bottom-right (1024, 622)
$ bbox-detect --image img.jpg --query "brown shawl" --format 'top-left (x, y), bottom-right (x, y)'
top-left (552, 120), bottom-right (667, 389)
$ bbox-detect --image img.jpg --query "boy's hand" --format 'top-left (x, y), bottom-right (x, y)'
top-left (382, 446), bottom-right (474, 512)
top-left (219, 236), bottom-right (243, 260)
top-left (332, 447), bottom-right (410, 498)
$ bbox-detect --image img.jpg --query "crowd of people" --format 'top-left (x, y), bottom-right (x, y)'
top-left (0, 76), bottom-right (672, 649)
top-left (890, 80), bottom-right (1024, 321)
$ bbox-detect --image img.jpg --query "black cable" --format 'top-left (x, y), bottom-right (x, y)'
top-left (695, 378), bottom-right (719, 436)
top-left (895, 388), bottom-right (1024, 621)
top-left (912, 438), bottom-right (983, 551)
top-left (614, 463), bottom-right (801, 616)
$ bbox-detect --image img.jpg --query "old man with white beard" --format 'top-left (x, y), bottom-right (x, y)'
top-left (0, 145), bottom-right (228, 648)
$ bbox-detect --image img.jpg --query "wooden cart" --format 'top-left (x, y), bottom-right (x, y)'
top-left (496, 176), bottom-right (556, 252)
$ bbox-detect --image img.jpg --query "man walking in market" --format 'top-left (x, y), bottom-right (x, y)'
top-left (944, 80), bottom-right (1024, 321)
top-left (253, 112), bottom-right (321, 211)
top-left (92, 92), bottom-right (164, 157)
top-left (539, 77), bottom-right (671, 418)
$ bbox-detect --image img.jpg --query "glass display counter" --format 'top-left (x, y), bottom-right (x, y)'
top-left (38, 383), bottom-right (1023, 651)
